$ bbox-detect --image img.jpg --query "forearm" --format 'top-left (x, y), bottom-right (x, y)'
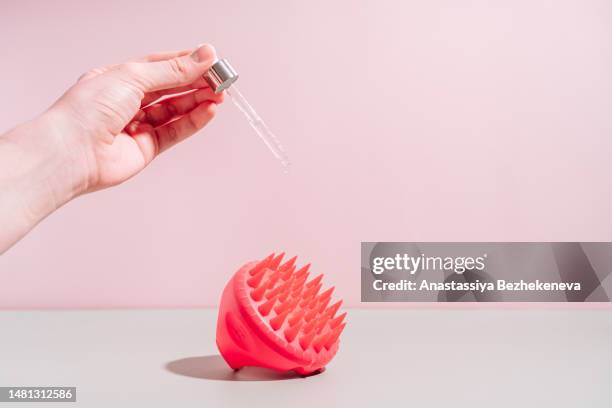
top-left (0, 111), bottom-right (89, 254)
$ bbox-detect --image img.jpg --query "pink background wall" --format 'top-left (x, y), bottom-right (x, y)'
top-left (1, 0), bottom-right (611, 309)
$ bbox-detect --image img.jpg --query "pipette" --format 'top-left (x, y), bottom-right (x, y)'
top-left (203, 59), bottom-right (291, 171)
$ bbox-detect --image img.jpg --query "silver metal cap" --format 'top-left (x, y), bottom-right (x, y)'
top-left (203, 59), bottom-right (239, 94)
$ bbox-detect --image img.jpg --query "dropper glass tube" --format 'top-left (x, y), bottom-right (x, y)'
top-left (226, 86), bottom-right (291, 170)
top-left (203, 59), bottom-right (290, 171)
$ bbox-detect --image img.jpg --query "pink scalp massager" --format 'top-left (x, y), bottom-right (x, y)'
top-left (216, 253), bottom-right (347, 375)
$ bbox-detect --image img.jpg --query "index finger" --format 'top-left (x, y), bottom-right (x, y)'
top-left (133, 49), bottom-right (194, 63)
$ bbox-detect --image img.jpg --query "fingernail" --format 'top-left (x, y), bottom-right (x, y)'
top-left (191, 44), bottom-right (215, 63)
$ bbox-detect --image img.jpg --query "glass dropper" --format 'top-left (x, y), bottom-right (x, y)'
top-left (203, 59), bottom-right (290, 171)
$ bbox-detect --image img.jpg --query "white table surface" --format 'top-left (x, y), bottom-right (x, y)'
top-left (1, 308), bottom-right (611, 407)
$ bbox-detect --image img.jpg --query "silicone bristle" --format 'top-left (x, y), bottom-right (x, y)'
top-left (314, 315), bottom-right (330, 334)
top-left (280, 256), bottom-right (297, 272)
top-left (324, 323), bottom-right (346, 349)
top-left (268, 270), bottom-right (282, 286)
top-left (250, 283), bottom-right (268, 301)
top-left (306, 298), bottom-right (318, 310)
top-left (317, 296), bottom-right (331, 311)
top-left (313, 332), bottom-right (330, 352)
top-left (278, 290), bottom-right (290, 303)
top-left (270, 253), bottom-right (285, 269)
top-left (306, 274), bottom-right (323, 288)
top-left (281, 266), bottom-right (296, 281)
top-left (292, 274), bottom-right (308, 289)
top-left (249, 253), bottom-right (274, 276)
top-left (324, 300), bottom-right (343, 319)
top-left (304, 305), bottom-right (321, 322)
top-left (270, 309), bottom-right (290, 331)
top-left (288, 309), bottom-right (305, 326)
top-left (247, 268), bottom-right (267, 288)
top-left (302, 318), bottom-right (317, 334)
top-left (299, 293), bottom-right (315, 308)
top-left (274, 297), bottom-right (298, 315)
top-left (266, 279), bottom-right (292, 300)
top-left (284, 321), bottom-right (303, 343)
top-left (318, 286), bottom-right (334, 301)
top-left (294, 287), bottom-right (307, 298)
top-left (301, 283), bottom-right (322, 303)
top-left (299, 330), bottom-right (316, 350)
top-left (329, 312), bottom-right (347, 329)
top-left (294, 263), bottom-right (310, 279)
top-left (258, 295), bottom-right (278, 316)
top-left (291, 287), bottom-right (304, 300)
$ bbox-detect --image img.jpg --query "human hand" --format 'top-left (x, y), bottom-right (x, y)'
top-left (50, 44), bottom-right (223, 192)
top-left (0, 44), bottom-right (223, 253)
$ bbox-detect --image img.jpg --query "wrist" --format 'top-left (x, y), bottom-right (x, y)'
top-left (37, 108), bottom-right (95, 198)
top-left (0, 110), bottom-right (92, 223)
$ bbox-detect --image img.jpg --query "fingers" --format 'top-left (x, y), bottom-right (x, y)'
top-left (125, 87), bottom-right (221, 160)
top-left (140, 77), bottom-right (210, 107)
top-left (80, 48), bottom-right (193, 85)
top-left (116, 44), bottom-right (216, 93)
top-left (154, 102), bottom-right (217, 153)
top-left (141, 86), bottom-right (193, 107)
top-left (128, 123), bottom-right (158, 165)
top-left (126, 102), bottom-right (217, 160)
top-left (142, 88), bottom-right (223, 127)
top-left (134, 49), bottom-right (192, 63)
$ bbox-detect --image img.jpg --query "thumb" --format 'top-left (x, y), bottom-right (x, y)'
top-left (120, 44), bottom-right (217, 92)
